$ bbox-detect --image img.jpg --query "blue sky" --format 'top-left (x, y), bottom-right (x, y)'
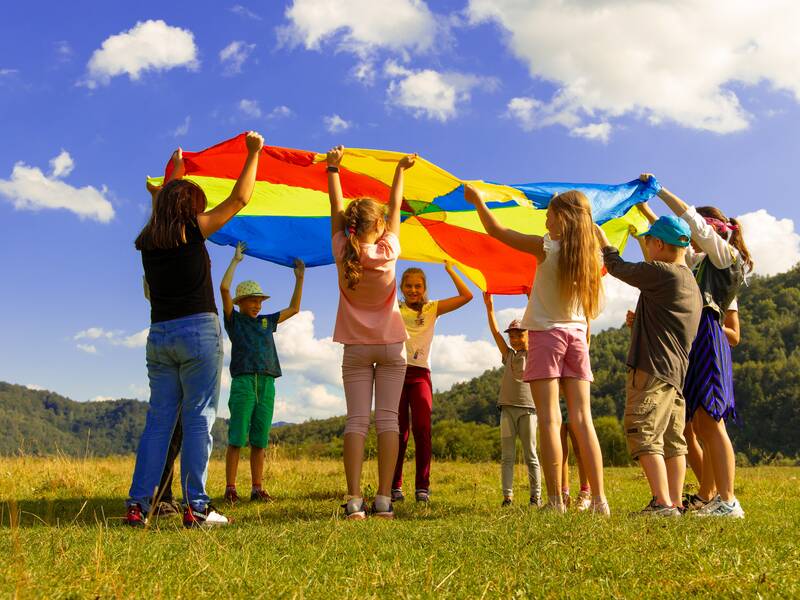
top-left (1, 1), bottom-right (799, 422)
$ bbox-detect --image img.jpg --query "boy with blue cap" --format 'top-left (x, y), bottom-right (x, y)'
top-left (595, 211), bottom-right (702, 516)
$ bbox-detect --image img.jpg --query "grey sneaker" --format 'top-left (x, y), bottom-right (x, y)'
top-left (695, 496), bottom-right (745, 519)
top-left (641, 497), bottom-right (680, 517)
top-left (415, 489), bottom-right (430, 503)
top-left (682, 493), bottom-right (711, 512)
top-left (502, 497), bottom-right (513, 507)
top-left (341, 498), bottom-right (368, 521)
top-left (391, 488), bottom-right (405, 502)
top-left (541, 501), bottom-right (567, 514)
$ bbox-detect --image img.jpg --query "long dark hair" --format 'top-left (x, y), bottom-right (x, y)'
top-left (696, 206), bottom-right (754, 273)
top-left (135, 180), bottom-right (207, 251)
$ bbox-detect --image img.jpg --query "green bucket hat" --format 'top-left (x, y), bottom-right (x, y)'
top-left (233, 280), bottom-right (270, 304)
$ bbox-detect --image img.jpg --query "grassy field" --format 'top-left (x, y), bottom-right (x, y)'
top-left (1, 454), bottom-right (798, 599)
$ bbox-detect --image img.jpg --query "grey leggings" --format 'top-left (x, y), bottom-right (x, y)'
top-left (500, 405), bottom-right (542, 500)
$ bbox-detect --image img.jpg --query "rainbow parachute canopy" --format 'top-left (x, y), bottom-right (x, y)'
top-left (149, 133), bottom-right (657, 294)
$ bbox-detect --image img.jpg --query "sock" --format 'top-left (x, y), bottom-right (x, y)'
top-left (548, 494), bottom-right (562, 506)
top-left (226, 484), bottom-right (236, 491)
top-left (374, 494), bottom-right (392, 512)
top-left (580, 484), bottom-right (591, 494)
top-left (251, 484), bottom-right (262, 493)
top-left (591, 496), bottom-right (608, 506)
top-left (561, 487), bottom-right (570, 496)
top-left (346, 496), bottom-right (364, 513)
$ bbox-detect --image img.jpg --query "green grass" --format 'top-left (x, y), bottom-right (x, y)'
top-left (1, 454), bottom-right (798, 598)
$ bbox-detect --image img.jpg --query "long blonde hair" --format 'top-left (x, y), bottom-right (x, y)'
top-left (341, 198), bottom-right (386, 290)
top-left (549, 190), bottom-right (603, 320)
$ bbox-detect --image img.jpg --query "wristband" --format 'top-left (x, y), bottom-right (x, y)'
top-left (327, 166), bottom-right (339, 173)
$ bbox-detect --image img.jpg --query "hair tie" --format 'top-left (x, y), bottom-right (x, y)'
top-left (348, 225), bottom-right (356, 236)
top-left (703, 216), bottom-right (738, 234)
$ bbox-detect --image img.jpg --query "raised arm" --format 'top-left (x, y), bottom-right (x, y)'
top-left (483, 293), bottom-right (510, 358)
top-left (197, 131), bottom-right (264, 238)
top-left (641, 173), bottom-right (689, 216)
top-left (220, 241), bottom-right (246, 319)
top-left (327, 145), bottom-right (345, 236)
top-left (388, 154), bottom-right (416, 235)
top-left (278, 259), bottom-right (305, 323)
top-left (436, 262), bottom-right (474, 316)
top-left (464, 185), bottom-right (545, 261)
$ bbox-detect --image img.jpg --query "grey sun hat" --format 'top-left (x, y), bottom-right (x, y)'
top-left (233, 280), bottom-right (270, 304)
top-left (504, 319), bottom-right (525, 333)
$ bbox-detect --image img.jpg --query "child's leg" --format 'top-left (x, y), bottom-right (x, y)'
top-left (563, 378), bottom-right (606, 503)
top-left (500, 407), bottom-right (519, 499)
top-left (519, 410), bottom-right (541, 502)
top-left (694, 408), bottom-right (736, 502)
top-left (639, 454), bottom-right (671, 506)
top-left (698, 445), bottom-right (717, 500)
top-left (409, 369), bottom-right (433, 491)
top-left (248, 376), bottom-right (275, 489)
top-left (665, 456), bottom-right (686, 506)
top-left (684, 420), bottom-right (703, 485)
top-left (373, 343), bottom-right (407, 498)
top-left (568, 424), bottom-right (590, 491)
top-left (157, 417), bottom-right (182, 503)
top-left (560, 422), bottom-right (570, 494)
top-left (341, 345), bottom-right (376, 497)
top-left (530, 379), bottom-right (562, 504)
top-left (391, 380), bottom-right (412, 490)
top-left (226, 446), bottom-right (241, 487)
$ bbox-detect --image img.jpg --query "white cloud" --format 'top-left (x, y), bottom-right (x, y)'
top-left (0, 68), bottom-right (18, 76)
top-left (324, 113), bottom-right (351, 133)
top-left (89, 395), bottom-right (115, 402)
top-left (219, 41), bottom-right (256, 75)
top-left (25, 384), bottom-right (46, 391)
top-left (231, 4), bottom-right (262, 21)
top-left (736, 210), bottom-right (800, 276)
top-left (54, 41), bottom-right (73, 62)
top-left (268, 105), bottom-right (293, 119)
top-left (0, 152), bottom-right (114, 223)
top-left (75, 327), bottom-right (117, 341)
top-left (593, 276), bottom-right (641, 332)
top-left (84, 20), bottom-right (198, 87)
top-left (469, 0), bottom-right (800, 135)
top-left (172, 116), bottom-right (191, 137)
top-left (77, 344), bottom-right (98, 354)
top-left (385, 60), bottom-right (492, 122)
top-left (430, 334), bottom-right (498, 391)
top-left (352, 60), bottom-right (376, 85)
top-left (239, 98), bottom-right (262, 118)
top-left (281, 0), bottom-right (438, 55)
top-left (274, 381), bottom-right (345, 423)
top-left (118, 328), bottom-right (149, 348)
top-left (273, 310), bottom-right (343, 386)
top-left (507, 95), bottom-right (611, 141)
top-left (73, 326), bottom-right (148, 348)
top-left (49, 150), bottom-right (74, 178)
top-left (496, 307), bottom-right (525, 331)
top-left (570, 122), bottom-right (612, 143)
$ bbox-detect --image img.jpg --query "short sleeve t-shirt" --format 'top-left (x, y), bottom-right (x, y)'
top-left (400, 301), bottom-right (439, 369)
top-left (224, 309), bottom-right (281, 378)
top-left (498, 349), bottom-right (535, 409)
top-left (141, 221), bottom-right (217, 323)
top-left (332, 231), bottom-right (408, 345)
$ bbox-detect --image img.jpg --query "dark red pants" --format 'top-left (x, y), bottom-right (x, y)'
top-left (392, 366), bottom-right (433, 491)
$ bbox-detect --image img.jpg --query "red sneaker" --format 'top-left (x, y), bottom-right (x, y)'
top-left (125, 503), bottom-right (147, 528)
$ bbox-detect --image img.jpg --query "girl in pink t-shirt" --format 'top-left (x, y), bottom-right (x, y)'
top-left (327, 145), bottom-right (416, 520)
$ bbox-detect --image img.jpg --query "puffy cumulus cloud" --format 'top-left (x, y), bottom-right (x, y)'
top-left (593, 276), bottom-right (641, 332)
top-left (273, 381), bottom-right (346, 423)
top-left (73, 326), bottom-right (149, 349)
top-left (89, 395), bottom-right (115, 402)
top-left (84, 20), bottom-right (198, 88)
top-left (268, 105), bottom-right (293, 119)
top-left (470, 0), bottom-right (800, 137)
top-left (25, 384), bottom-right (46, 391)
top-left (273, 310), bottom-right (343, 386)
top-left (430, 334), bottom-right (498, 391)
top-left (324, 114), bottom-right (351, 133)
top-left (495, 306), bottom-right (525, 330)
top-left (385, 61), bottom-right (495, 122)
top-left (219, 40), bottom-right (256, 75)
top-left (0, 151), bottom-right (114, 222)
top-left (280, 0), bottom-right (438, 55)
top-left (736, 210), bottom-right (800, 276)
top-left (238, 98), bottom-right (262, 118)
top-left (77, 344), bottom-right (97, 354)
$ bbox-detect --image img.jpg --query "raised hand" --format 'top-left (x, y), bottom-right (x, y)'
top-left (233, 241), bottom-right (247, 262)
top-left (639, 173), bottom-right (655, 184)
top-left (397, 153), bottom-right (417, 170)
top-left (327, 145), bottom-right (344, 167)
top-left (245, 131), bottom-right (264, 154)
top-left (463, 184), bottom-right (483, 206)
top-left (169, 147), bottom-right (186, 180)
top-left (294, 258), bottom-right (305, 278)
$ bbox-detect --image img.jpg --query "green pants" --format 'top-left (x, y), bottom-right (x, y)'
top-left (227, 374), bottom-right (275, 448)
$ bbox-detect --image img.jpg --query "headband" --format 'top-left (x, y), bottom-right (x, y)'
top-left (704, 216), bottom-right (738, 234)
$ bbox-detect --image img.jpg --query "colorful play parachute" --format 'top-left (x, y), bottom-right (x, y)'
top-left (149, 133), bottom-right (657, 294)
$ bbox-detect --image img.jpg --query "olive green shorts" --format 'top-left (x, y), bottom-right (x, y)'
top-left (227, 374), bottom-right (275, 449)
top-left (624, 369), bottom-right (687, 460)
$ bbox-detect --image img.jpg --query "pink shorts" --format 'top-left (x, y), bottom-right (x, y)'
top-left (524, 328), bottom-right (593, 382)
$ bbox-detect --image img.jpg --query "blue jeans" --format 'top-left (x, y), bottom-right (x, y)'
top-left (128, 312), bottom-right (223, 512)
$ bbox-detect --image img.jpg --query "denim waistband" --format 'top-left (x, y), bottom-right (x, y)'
top-left (149, 312), bottom-right (218, 333)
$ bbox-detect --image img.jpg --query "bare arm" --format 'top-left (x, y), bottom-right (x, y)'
top-left (436, 262), bottom-right (474, 316)
top-left (220, 242), bottom-right (245, 319)
top-left (388, 154), bottom-right (417, 235)
top-left (197, 131), bottom-right (264, 239)
top-left (464, 185), bottom-right (545, 261)
top-left (483, 293), bottom-right (510, 357)
top-left (640, 173), bottom-right (689, 216)
top-left (326, 145), bottom-right (345, 236)
top-left (278, 259), bottom-right (305, 323)
top-left (637, 201), bottom-right (658, 225)
top-left (723, 309), bottom-right (740, 346)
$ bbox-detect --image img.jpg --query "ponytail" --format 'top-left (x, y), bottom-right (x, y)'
top-left (697, 206), bottom-right (754, 274)
top-left (340, 198), bottom-right (386, 290)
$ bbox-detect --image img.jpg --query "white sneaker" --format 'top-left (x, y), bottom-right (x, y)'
top-left (576, 491), bottom-right (592, 512)
top-left (695, 496), bottom-right (744, 519)
top-left (183, 505), bottom-right (230, 528)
